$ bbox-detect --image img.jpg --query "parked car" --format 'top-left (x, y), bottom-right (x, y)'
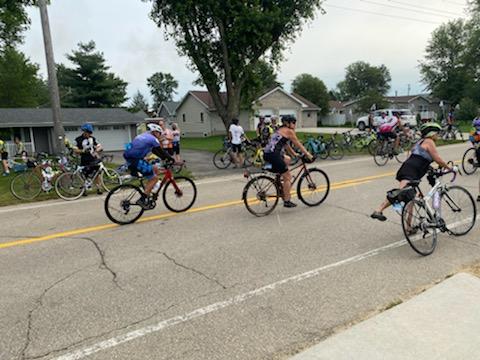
top-left (356, 109), bottom-right (417, 130)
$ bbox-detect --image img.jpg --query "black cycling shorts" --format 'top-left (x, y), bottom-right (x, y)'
top-left (264, 152), bottom-right (288, 174)
top-left (1, 151), bottom-right (7, 161)
top-left (231, 144), bottom-right (242, 153)
top-left (378, 132), bottom-right (397, 140)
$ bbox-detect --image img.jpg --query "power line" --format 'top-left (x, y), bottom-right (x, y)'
top-left (387, 0), bottom-right (464, 16)
top-left (324, 4), bottom-right (443, 24)
top-left (359, 0), bottom-right (456, 18)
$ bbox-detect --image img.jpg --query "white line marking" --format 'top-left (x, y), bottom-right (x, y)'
top-left (53, 239), bottom-right (408, 360)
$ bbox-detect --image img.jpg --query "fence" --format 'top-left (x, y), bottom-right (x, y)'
top-left (319, 114), bottom-right (347, 126)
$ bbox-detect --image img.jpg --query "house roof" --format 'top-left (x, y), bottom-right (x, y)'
top-left (291, 92), bottom-right (321, 110)
top-left (177, 91), bottom-right (227, 112)
top-left (158, 101), bottom-right (180, 115)
top-left (385, 94), bottom-right (435, 103)
top-left (255, 86), bottom-right (321, 110)
top-left (0, 108), bottom-right (145, 128)
top-left (328, 100), bottom-right (344, 110)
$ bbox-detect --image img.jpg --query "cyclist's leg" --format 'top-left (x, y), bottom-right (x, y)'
top-left (231, 144), bottom-right (240, 167)
top-left (143, 163), bottom-right (159, 196)
top-left (371, 179), bottom-right (409, 221)
top-left (281, 155), bottom-right (293, 202)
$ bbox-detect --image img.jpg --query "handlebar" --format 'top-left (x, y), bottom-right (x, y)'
top-left (427, 165), bottom-right (459, 183)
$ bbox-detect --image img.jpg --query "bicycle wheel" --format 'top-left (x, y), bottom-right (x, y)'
top-left (461, 147), bottom-right (478, 175)
top-left (328, 143), bottom-right (344, 160)
top-left (104, 184), bottom-right (145, 224)
top-left (101, 168), bottom-right (122, 191)
top-left (242, 175), bottom-right (279, 217)
top-left (402, 199), bottom-right (437, 256)
top-left (373, 144), bottom-right (389, 166)
top-left (213, 149), bottom-right (232, 169)
top-left (243, 146), bottom-right (255, 167)
top-left (55, 172), bottom-right (85, 200)
top-left (440, 185), bottom-right (476, 236)
top-left (162, 176), bottom-right (197, 213)
top-left (367, 139), bottom-right (378, 156)
top-left (297, 168), bottom-right (330, 206)
top-left (395, 148), bottom-right (408, 164)
top-left (10, 172), bottom-right (42, 200)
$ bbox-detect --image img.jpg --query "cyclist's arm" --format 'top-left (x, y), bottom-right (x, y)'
top-left (425, 140), bottom-right (450, 169)
top-left (285, 143), bottom-right (297, 158)
top-left (286, 130), bottom-right (311, 157)
top-left (152, 146), bottom-right (174, 161)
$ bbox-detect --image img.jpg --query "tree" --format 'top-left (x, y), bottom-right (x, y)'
top-left (355, 90), bottom-right (388, 114)
top-left (0, 0), bottom-right (36, 50)
top-left (57, 41), bottom-right (128, 108)
top-left (146, 0), bottom-right (322, 129)
top-left (291, 73), bottom-right (329, 115)
top-left (0, 47), bottom-right (49, 107)
top-left (129, 90), bottom-right (149, 113)
top-left (241, 60), bottom-right (281, 108)
top-left (456, 98), bottom-right (479, 120)
top-left (147, 72), bottom-right (178, 110)
top-left (336, 61), bottom-right (391, 101)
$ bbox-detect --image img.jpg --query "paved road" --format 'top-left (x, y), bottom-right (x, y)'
top-left (1, 143), bottom-right (479, 360)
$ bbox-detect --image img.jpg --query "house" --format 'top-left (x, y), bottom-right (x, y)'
top-left (253, 87), bottom-right (320, 128)
top-left (175, 91), bottom-right (250, 137)
top-left (157, 101), bottom-right (180, 124)
top-left (0, 108), bottom-right (144, 154)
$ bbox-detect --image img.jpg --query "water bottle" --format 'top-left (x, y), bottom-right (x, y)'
top-left (392, 202), bottom-right (403, 214)
top-left (433, 190), bottom-right (441, 210)
top-left (152, 181), bottom-right (161, 193)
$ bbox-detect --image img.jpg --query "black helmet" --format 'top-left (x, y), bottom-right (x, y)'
top-left (281, 115), bottom-right (297, 124)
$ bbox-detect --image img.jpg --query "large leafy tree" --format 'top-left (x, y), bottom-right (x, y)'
top-left (147, 72), bottom-right (178, 110)
top-left (291, 73), bottom-right (329, 115)
top-left (0, 0), bottom-right (35, 50)
top-left (336, 61), bottom-right (391, 101)
top-left (57, 41), bottom-right (128, 108)
top-left (128, 90), bottom-right (149, 113)
top-left (0, 47), bottom-right (49, 107)
top-left (146, 0), bottom-right (323, 129)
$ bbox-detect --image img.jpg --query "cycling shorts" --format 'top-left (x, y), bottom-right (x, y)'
top-left (126, 159), bottom-right (155, 179)
top-left (231, 144), bottom-right (242, 153)
top-left (1, 151), bottom-right (7, 161)
top-left (264, 152), bottom-right (288, 174)
top-left (378, 132), bottom-right (397, 140)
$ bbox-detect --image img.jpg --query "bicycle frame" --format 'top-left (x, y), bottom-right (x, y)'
top-left (139, 165), bottom-right (180, 199)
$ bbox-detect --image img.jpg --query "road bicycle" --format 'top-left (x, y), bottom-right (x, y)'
top-left (461, 138), bottom-right (479, 175)
top-left (242, 155), bottom-right (330, 216)
top-left (213, 138), bottom-right (250, 169)
top-left (55, 157), bottom-right (121, 200)
top-left (373, 135), bottom-right (410, 166)
top-left (395, 167), bottom-right (476, 256)
top-left (104, 161), bottom-right (197, 224)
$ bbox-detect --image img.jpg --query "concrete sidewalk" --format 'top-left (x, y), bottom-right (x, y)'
top-left (291, 273), bottom-right (480, 360)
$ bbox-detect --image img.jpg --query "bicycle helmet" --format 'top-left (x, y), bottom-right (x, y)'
top-left (473, 117), bottom-right (480, 128)
top-left (81, 123), bottom-right (94, 133)
top-left (281, 115), bottom-right (297, 124)
top-left (147, 123), bottom-right (162, 133)
top-left (420, 122), bottom-right (442, 138)
top-left (264, 117), bottom-right (272, 124)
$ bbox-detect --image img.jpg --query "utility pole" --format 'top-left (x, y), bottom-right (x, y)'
top-left (38, 0), bottom-right (65, 154)
top-left (407, 84), bottom-right (411, 96)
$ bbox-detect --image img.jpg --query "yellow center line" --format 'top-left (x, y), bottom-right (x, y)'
top-left (0, 172), bottom-right (393, 250)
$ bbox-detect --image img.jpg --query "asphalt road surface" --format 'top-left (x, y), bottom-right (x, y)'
top-left (1, 142), bottom-right (479, 360)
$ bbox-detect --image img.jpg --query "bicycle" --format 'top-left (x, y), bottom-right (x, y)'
top-left (104, 161), bottom-right (197, 225)
top-left (440, 122), bottom-right (464, 141)
top-left (398, 167), bottom-right (476, 256)
top-left (303, 135), bottom-right (328, 160)
top-left (55, 156), bottom-right (121, 200)
top-left (244, 139), bottom-right (265, 168)
top-left (213, 138), bottom-right (250, 169)
top-left (373, 136), bottom-right (408, 166)
top-left (242, 155), bottom-right (330, 216)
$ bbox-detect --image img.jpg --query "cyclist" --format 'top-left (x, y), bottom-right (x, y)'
top-left (260, 117), bottom-right (274, 146)
top-left (75, 123), bottom-right (103, 195)
top-left (256, 116), bottom-right (265, 137)
top-left (471, 116), bottom-right (480, 202)
top-left (229, 118), bottom-right (248, 168)
top-left (123, 123), bottom-right (174, 208)
top-left (377, 111), bottom-right (404, 155)
top-left (371, 122), bottom-right (453, 221)
top-left (0, 138), bottom-right (9, 176)
top-left (263, 115), bottom-right (313, 208)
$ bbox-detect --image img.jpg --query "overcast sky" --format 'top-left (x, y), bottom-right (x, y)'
top-left (22, 0), bottom-right (470, 107)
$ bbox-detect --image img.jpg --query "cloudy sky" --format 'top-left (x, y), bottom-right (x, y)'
top-left (22, 0), bottom-right (470, 107)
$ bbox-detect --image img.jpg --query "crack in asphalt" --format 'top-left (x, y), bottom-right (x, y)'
top-left (24, 304), bottom-right (175, 360)
top-left (76, 237), bottom-right (123, 291)
top-left (18, 269), bottom-right (84, 360)
top-left (160, 251), bottom-right (228, 289)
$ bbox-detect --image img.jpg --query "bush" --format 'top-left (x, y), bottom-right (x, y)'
top-left (456, 98), bottom-right (479, 121)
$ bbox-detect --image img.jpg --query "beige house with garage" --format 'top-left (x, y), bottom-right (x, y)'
top-left (252, 87), bottom-right (320, 129)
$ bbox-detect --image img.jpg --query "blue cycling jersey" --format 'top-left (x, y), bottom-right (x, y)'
top-left (124, 132), bottom-right (160, 160)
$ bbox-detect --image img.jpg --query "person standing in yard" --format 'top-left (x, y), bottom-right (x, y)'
top-left (229, 118), bottom-right (247, 168)
top-left (171, 123), bottom-right (181, 162)
top-left (14, 136), bottom-right (27, 159)
top-left (0, 139), bottom-right (9, 176)
top-left (159, 119), bottom-right (174, 156)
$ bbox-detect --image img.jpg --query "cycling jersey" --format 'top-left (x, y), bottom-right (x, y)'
top-left (75, 135), bottom-right (98, 165)
top-left (264, 131), bottom-right (289, 155)
top-left (378, 117), bottom-right (399, 133)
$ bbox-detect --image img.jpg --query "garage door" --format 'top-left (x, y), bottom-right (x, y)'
top-left (64, 125), bottom-right (131, 151)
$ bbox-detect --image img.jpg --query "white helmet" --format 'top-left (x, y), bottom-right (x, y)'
top-left (264, 117), bottom-right (272, 124)
top-left (147, 123), bottom-right (162, 133)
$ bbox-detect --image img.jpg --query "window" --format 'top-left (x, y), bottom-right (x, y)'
top-left (113, 125), bottom-right (125, 130)
top-left (200, 113), bottom-right (204, 123)
top-left (182, 114), bottom-right (186, 122)
top-left (97, 126), bottom-right (111, 131)
top-left (64, 126), bottom-right (79, 132)
top-left (307, 113), bottom-right (311, 117)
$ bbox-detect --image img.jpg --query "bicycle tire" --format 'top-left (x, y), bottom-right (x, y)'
top-left (101, 168), bottom-right (122, 192)
top-left (297, 168), bottom-right (330, 206)
top-left (461, 147), bottom-right (478, 175)
top-left (373, 144), bottom-right (389, 166)
top-left (402, 199), bottom-right (437, 256)
top-left (162, 176), bottom-right (197, 213)
top-left (55, 172), bottom-right (85, 200)
top-left (213, 149), bottom-right (232, 169)
top-left (10, 172), bottom-right (42, 200)
top-left (104, 184), bottom-right (145, 224)
top-left (367, 140), bottom-right (378, 156)
top-left (243, 146), bottom-right (256, 167)
top-left (327, 143), bottom-right (344, 160)
top-left (242, 175), bottom-right (279, 217)
top-left (440, 185), bottom-right (477, 236)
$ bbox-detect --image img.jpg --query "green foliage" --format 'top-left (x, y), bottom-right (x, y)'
top-left (146, 0), bottom-right (323, 129)
top-left (355, 90), bottom-right (388, 114)
top-left (57, 41), bottom-right (128, 108)
top-left (147, 72), bottom-right (178, 110)
top-left (0, 0), bottom-right (35, 50)
top-left (0, 47), bottom-right (49, 107)
top-left (456, 98), bottom-right (479, 120)
top-left (241, 60), bottom-right (281, 108)
top-left (128, 90), bottom-right (149, 113)
top-left (336, 61), bottom-right (391, 101)
top-left (291, 73), bottom-right (329, 115)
